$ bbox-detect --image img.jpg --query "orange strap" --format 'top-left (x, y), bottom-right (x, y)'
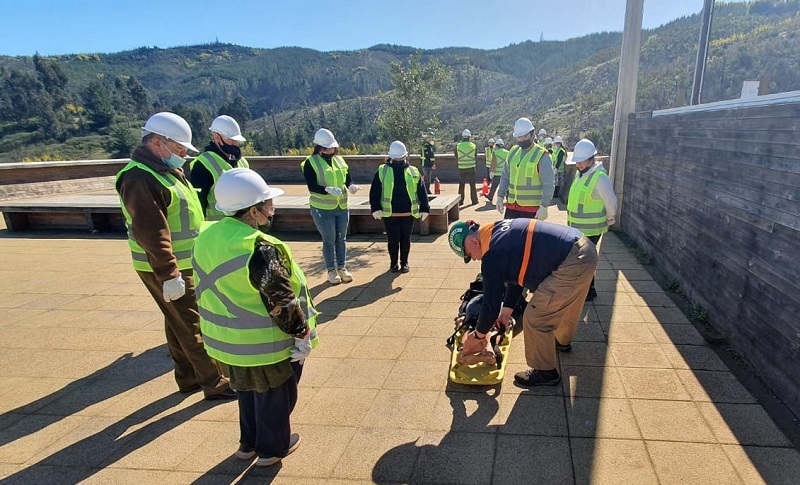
top-left (517, 219), bottom-right (537, 286)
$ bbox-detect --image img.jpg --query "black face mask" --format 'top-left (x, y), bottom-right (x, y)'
top-left (218, 141), bottom-right (242, 162)
top-left (258, 216), bottom-right (273, 233)
top-left (518, 139), bottom-right (533, 150)
top-left (578, 165), bottom-right (592, 174)
top-left (320, 152), bottom-right (334, 162)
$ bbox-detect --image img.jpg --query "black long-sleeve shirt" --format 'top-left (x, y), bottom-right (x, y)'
top-left (369, 160), bottom-right (431, 214)
top-left (189, 143), bottom-right (245, 215)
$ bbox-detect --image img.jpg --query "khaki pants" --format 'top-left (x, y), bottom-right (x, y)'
top-left (522, 237), bottom-right (598, 371)
top-left (137, 269), bottom-right (228, 395)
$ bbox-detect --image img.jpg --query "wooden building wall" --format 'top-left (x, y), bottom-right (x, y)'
top-left (621, 97), bottom-right (800, 418)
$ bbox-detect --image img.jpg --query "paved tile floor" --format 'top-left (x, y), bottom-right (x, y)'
top-left (0, 184), bottom-right (798, 484)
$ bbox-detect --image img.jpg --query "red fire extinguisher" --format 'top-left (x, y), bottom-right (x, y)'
top-left (434, 177), bottom-right (441, 195)
top-left (482, 178), bottom-right (489, 195)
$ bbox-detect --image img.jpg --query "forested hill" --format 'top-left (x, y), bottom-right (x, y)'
top-left (1, 0), bottom-right (798, 162)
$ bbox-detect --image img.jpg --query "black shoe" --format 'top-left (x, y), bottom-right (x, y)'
top-left (514, 369), bottom-right (561, 387)
top-left (400, 264), bottom-right (410, 273)
top-left (389, 264), bottom-right (400, 273)
top-left (205, 388), bottom-right (237, 401)
top-left (178, 384), bottom-right (201, 394)
top-left (585, 288), bottom-right (597, 302)
top-left (556, 340), bottom-right (572, 353)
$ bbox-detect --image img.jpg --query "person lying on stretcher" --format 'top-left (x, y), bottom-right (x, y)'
top-left (456, 315), bottom-right (511, 366)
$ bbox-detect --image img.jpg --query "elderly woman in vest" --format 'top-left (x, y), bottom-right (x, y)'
top-left (369, 141), bottom-right (430, 273)
top-left (301, 128), bottom-right (360, 285)
top-left (192, 168), bottom-right (319, 467)
top-left (567, 139), bottom-right (618, 301)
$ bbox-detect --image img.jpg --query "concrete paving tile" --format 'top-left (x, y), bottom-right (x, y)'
top-left (27, 416), bottom-right (131, 468)
top-left (383, 360), bottom-right (447, 391)
top-left (593, 279), bottom-right (630, 293)
top-left (494, 435), bottom-right (573, 485)
top-left (298, 357), bottom-right (342, 388)
top-left (595, 305), bottom-right (647, 323)
top-left (617, 269), bottom-right (655, 281)
top-left (413, 318), bottom-right (460, 338)
top-left (332, 427), bottom-right (425, 482)
top-left (722, 444), bottom-right (800, 485)
top-left (365, 316), bottom-right (420, 337)
top-left (314, 299), bottom-right (351, 320)
top-left (0, 464), bottom-right (22, 480)
top-left (646, 441), bottom-right (743, 484)
top-left (648, 323), bottom-right (706, 345)
top-left (0, 414), bottom-right (91, 464)
top-left (662, 344), bottom-right (729, 371)
top-left (80, 468), bottom-right (203, 484)
top-left (319, 315), bottom-right (377, 336)
top-left (562, 365), bottom-right (627, 399)
top-left (620, 280), bottom-right (665, 293)
top-left (94, 295), bottom-right (155, 311)
top-left (572, 320), bottom-right (606, 342)
top-left (269, 424), bottom-right (358, 479)
top-left (59, 295), bottom-right (126, 311)
top-left (105, 419), bottom-right (218, 470)
top-left (104, 329), bottom-right (167, 351)
top-left (400, 337), bottom-right (452, 362)
top-left (497, 394), bottom-right (567, 436)
top-left (293, 388), bottom-right (378, 427)
top-left (0, 464), bottom-right (102, 484)
top-left (393, 288), bottom-right (436, 302)
top-left (339, 301), bottom-right (391, 317)
top-left (23, 294), bottom-right (91, 310)
top-left (422, 301), bottom-right (461, 319)
top-left (640, 306), bottom-right (691, 324)
top-left (571, 438), bottom-right (658, 485)
top-left (381, 301), bottom-right (430, 318)
top-left (0, 292), bottom-right (51, 309)
top-left (14, 308), bottom-right (95, 328)
top-left (410, 431), bottom-right (496, 484)
top-left (630, 400), bottom-right (717, 442)
top-left (427, 391), bottom-right (501, 432)
top-left (32, 378), bottom-right (138, 418)
top-left (79, 310), bottom-right (162, 329)
top-left (698, 402), bottom-right (793, 446)
top-left (0, 327), bottom-right (132, 350)
top-left (402, 277), bottom-right (446, 289)
top-left (352, 287), bottom-right (400, 303)
top-left (361, 390), bottom-right (440, 430)
top-left (558, 341), bottom-right (614, 367)
top-left (605, 323), bottom-right (657, 344)
top-left (633, 292), bottom-right (679, 308)
top-left (431, 288), bottom-right (467, 304)
top-left (609, 343), bottom-right (672, 369)
top-left (566, 398), bottom-right (642, 439)
top-left (323, 358), bottom-right (395, 389)
top-left (617, 367), bottom-right (691, 400)
top-left (5, 349), bottom-right (125, 379)
top-left (306, 335), bottom-right (361, 359)
top-left (592, 291), bottom-right (636, 307)
top-left (676, 370), bottom-right (757, 404)
top-left (348, 336), bottom-right (408, 360)
top-left (94, 283), bottom-right (150, 296)
top-left (0, 377), bottom-right (74, 414)
top-left (0, 308), bottom-right (47, 326)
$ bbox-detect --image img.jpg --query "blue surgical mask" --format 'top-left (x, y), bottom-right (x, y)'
top-left (162, 152), bottom-right (185, 169)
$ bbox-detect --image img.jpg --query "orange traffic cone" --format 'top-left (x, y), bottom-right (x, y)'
top-left (482, 178), bottom-right (489, 195)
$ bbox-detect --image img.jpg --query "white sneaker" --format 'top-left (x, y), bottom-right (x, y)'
top-left (337, 268), bottom-right (353, 283)
top-left (327, 270), bottom-right (342, 285)
top-left (256, 433), bottom-right (301, 467)
top-left (234, 449), bottom-right (256, 460)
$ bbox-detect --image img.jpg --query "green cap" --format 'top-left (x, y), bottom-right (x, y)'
top-left (448, 221), bottom-right (474, 263)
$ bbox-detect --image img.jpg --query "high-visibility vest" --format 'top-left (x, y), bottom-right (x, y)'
top-left (190, 151), bottom-right (250, 220)
top-left (301, 154), bottom-right (349, 210)
top-left (506, 145), bottom-right (546, 206)
top-left (116, 161), bottom-right (203, 272)
top-left (551, 146), bottom-right (566, 174)
top-left (492, 147), bottom-right (509, 177)
top-left (378, 164), bottom-right (421, 218)
top-left (193, 217), bottom-right (319, 367)
top-left (456, 141), bottom-right (477, 169)
top-left (567, 168), bottom-right (610, 236)
top-left (485, 146), bottom-right (493, 168)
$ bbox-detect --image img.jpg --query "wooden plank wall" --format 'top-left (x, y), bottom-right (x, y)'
top-left (621, 102), bottom-right (800, 418)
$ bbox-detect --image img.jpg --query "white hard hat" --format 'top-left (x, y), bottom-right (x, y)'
top-left (494, 138), bottom-right (504, 146)
top-left (210, 115), bottom-right (246, 142)
top-left (142, 112), bottom-right (199, 153)
top-left (214, 167), bottom-right (284, 213)
top-left (544, 137), bottom-right (553, 145)
top-left (388, 140), bottom-right (408, 159)
top-left (553, 136), bottom-right (563, 144)
top-left (313, 128), bottom-right (339, 148)
top-left (513, 117), bottom-right (535, 138)
top-left (488, 138), bottom-right (495, 144)
top-left (461, 129), bottom-right (471, 138)
top-left (572, 139), bottom-right (598, 163)
top-left (538, 128), bottom-right (547, 136)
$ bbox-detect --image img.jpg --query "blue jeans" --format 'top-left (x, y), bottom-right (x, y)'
top-left (310, 207), bottom-right (349, 270)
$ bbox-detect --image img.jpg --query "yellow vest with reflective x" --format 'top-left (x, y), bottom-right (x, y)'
top-left (116, 161), bottom-right (203, 272)
top-left (567, 168), bottom-right (609, 236)
top-left (192, 218), bottom-right (319, 367)
top-left (378, 164), bottom-right (421, 218)
top-left (492, 147), bottom-right (509, 177)
top-left (485, 146), bottom-right (493, 169)
top-left (189, 151), bottom-right (250, 221)
top-left (301, 154), bottom-right (349, 210)
top-left (506, 145), bottom-right (546, 206)
top-left (456, 141), bottom-right (477, 169)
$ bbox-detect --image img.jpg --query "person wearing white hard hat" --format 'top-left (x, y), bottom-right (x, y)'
top-left (301, 128), bottom-right (360, 285)
top-left (495, 117), bottom-right (555, 220)
top-left (486, 138), bottom-right (509, 203)
top-left (537, 128), bottom-right (548, 145)
top-left (484, 138), bottom-right (495, 180)
top-left (455, 129), bottom-right (478, 205)
top-left (193, 167), bottom-right (319, 467)
top-left (369, 141), bottom-right (430, 273)
top-left (189, 115), bottom-right (250, 220)
top-left (551, 136), bottom-right (567, 200)
top-left (116, 112), bottom-right (235, 401)
top-left (567, 139), bottom-right (618, 301)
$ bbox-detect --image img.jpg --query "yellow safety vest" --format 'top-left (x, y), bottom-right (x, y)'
top-left (551, 146), bottom-right (566, 174)
top-left (378, 164), bottom-right (421, 218)
top-left (189, 151), bottom-right (249, 220)
top-left (485, 146), bottom-right (493, 168)
top-left (492, 147), bottom-right (509, 177)
top-left (506, 145), bottom-right (546, 206)
top-left (193, 217), bottom-right (319, 367)
top-left (116, 161), bottom-right (203, 272)
top-left (301, 154), bottom-right (349, 210)
top-left (567, 168), bottom-right (610, 236)
top-left (456, 141), bottom-right (477, 169)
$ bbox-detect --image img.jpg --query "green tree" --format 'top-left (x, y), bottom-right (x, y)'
top-left (107, 125), bottom-right (139, 159)
top-left (218, 94), bottom-right (251, 129)
top-left (82, 81), bottom-right (116, 130)
top-left (378, 53), bottom-right (451, 146)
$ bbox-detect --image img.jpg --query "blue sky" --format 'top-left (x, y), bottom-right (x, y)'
top-left (1, 0), bottom-right (737, 56)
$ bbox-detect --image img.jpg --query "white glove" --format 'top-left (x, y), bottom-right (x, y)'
top-left (421, 212), bottom-right (429, 221)
top-left (162, 274), bottom-right (186, 302)
top-left (325, 186), bottom-right (343, 196)
top-left (290, 335), bottom-right (312, 364)
top-left (372, 211), bottom-right (382, 220)
top-left (536, 206), bottom-right (548, 220)
top-left (347, 184), bottom-right (360, 194)
top-left (607, 217), bottom-right (616, 227)
top-left (496, 199), bottom-right (505, 215)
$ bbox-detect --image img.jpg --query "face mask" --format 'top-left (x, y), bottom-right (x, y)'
top-left (218, 140), bottom-right (242, 161)
top-left (320, 152), bottom-right (334, 162)
top-left (518, 139), bottom-right (533, 150)
top-left (159, 143), bottom-right (186, 169)
top-left (578, 164), bottom-right (592, 174)
top-left (258, 216), bottom-right (273, 233)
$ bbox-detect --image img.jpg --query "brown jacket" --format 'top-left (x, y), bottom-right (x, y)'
top-left (116, 145), bottom-right (194, 282)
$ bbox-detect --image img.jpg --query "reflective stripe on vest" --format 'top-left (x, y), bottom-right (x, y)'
top-left (517, 219), bottom-right (538, 286)
top-left (456, 141), bottom-right (477, 169)
top-left (301, 154), bottom-right (348, 209)
top-left (492, 148), bottom-right (509, 177)
top-left (567, 168), bottom-right (609, 236)
top-left (552, 146), bottom-right (566, 174)
top-left (193, 218), bottom-right (319, 367)
top-left (506, 145), bottom-right (545, 206)
top-left (190, 152), bottom-right (250, 220)
top-left (378, 164), bottom-right (421, 218)
top-left (116, 161), bottom-right (203, 272)
top-left (485, 146), bottom-right (493, 168)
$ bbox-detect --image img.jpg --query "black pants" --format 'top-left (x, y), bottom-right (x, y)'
top-left (238, 361), bottom-right (303, 459)
top-left (383, 216), bottom-right (414, 267)
top-left (587, 234), bottom-right (602, 292)
top-left (458, 167), bottom-right (478, 205)
top-left (487, 175), bottom-right (501, 201)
